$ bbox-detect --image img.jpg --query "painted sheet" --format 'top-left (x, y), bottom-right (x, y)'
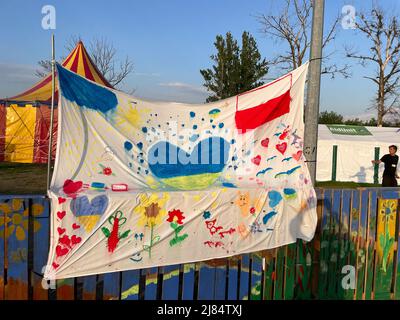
top-left (44, 63), bottom-right (317, 280)
top-left (4, 105), bottom-right (36, 163)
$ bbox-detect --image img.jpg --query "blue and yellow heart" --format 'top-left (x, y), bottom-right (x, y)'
top-left (148, 137), bottom-right (230, 190)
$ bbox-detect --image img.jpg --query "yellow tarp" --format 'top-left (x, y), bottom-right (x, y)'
top-left (4, 105), bottom-right (36, 163)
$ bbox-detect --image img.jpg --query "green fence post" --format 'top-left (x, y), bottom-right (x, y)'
top-left (374, 147), bottom-right (380, 185)
top-left (331, 145), bottom-right (338, 181)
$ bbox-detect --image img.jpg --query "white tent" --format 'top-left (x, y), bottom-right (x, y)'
top-left (317, 124), bottom-right (400, 183)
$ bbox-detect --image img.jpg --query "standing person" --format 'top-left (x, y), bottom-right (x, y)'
top-left (371, 145), bottom-right (399, 187)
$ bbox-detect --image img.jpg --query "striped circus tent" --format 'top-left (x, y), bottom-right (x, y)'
top-left (0, 41), bottom-right (113, 163)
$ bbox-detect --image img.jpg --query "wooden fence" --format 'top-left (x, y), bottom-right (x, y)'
top-left (1, 188), bottom-right (400, 300)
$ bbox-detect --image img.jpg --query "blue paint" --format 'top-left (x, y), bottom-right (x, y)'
top-left (283, 188), bottom-right (296, 196)
top-left (124, 141), bottom-right (133, 151)
top-left (222, 182), bottom-right (236, 188)
top-left (203, 211), bottom-right (211, 219)
top-left (193, 125), bottom-right (198, 129)
top-left (263, 211), bottom-right (277, 225)
top-left (142, 127), bottom-right (148, 133)
top-left (274, 165), bottom-right (301, 178)
top-left (189, 134), bottom-right (199, 142)
top-left (148, 137), bottom-right (230, 179)
top-left (56, 63), bottom-right (117, 113)
top-left (218, 123), bottom-right (224, 128)
top-left (70, 195), bottom-right (109, 217)
top-left (190, 111), bottom-right (196, 118)
top-left (209, 108), bottom-right (220, 116)
top-left (256, 167), bottom-right (273, 177)
top-left (137, 142), bottom-right (143, 150)
top-left (268, 190), bottom-right (282, 208)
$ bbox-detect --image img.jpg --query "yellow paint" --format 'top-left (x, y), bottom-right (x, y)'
top-left (5, 105), bottom-right (36, 162)
top-left (160, 173), bottom-right (220, 190)
top-left (134, 193), bottom-right (169, 227)
top-left (77, 216), bottom-right (101, 233)
top-left (376, 199), bottom-right (397, 269)
top-left (121, 284), bottom-right (139, 300)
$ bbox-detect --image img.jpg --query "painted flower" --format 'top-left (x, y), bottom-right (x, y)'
top-left (0, 199), bottom-right (42, 241)
top-left (380, 200), bottom-right (396, 222)
top-left (98, 163), bottom-right (115, 176)
top-left (103, 167), bottom-right (113, 176)
top-left (134, 193), bottom-right (169, 227)
top-left (167, 209), bottom-right (185, 224)
top-left (203, 211), bottom-right (211, 220)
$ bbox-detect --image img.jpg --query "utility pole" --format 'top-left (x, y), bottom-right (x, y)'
top-left (304, 0), bottom-right (325, 185)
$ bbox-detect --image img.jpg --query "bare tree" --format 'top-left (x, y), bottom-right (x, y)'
top-left (346, 8), bottom-right (400, 126)
top-left (36, 35), bottom-right (134, 89)
top-left (256, 0), bottom-right (350, 78)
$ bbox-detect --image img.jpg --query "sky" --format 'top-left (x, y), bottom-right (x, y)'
top-left (0, 0), bottom-right (399, 117)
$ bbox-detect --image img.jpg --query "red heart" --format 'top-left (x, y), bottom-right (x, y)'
top-left (63, 179), bottom-right (83, 195)
top-left (292, 150), bottom-right (302, 161)
top-left (250, 207), bottom-right (256, 214)
top-left (52, 262), bottom-right (59, 269)
top-left (57, 211), bottom-right (66, 220)
top-left (56, 245), bottom-right (69, 257)
top-left (71, 235), bottom-right (82, 245)
top-left (276, 142), bottom-right (287, 155)
top-left (72, 223), bottom-right (80, 230)
top-left (261, 138), bottom-right (269, 148)
top-left (58, 197), bottom-right (66, 204)
top-left (59, 235), bottom-right (71, 247)
top-left (57, 227), bottom-right (66, 235)
top-left (251, 155), bottom-right (261, 166)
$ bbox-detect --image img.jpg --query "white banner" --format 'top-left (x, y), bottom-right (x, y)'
top-left (45, 63), bottom-right (316, 279)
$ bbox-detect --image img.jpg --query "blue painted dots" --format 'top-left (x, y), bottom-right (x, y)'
top-left (124, 141), bottom-right (133, 151)
top-left (190, 111), bottom-right (196, 118)
top-left (142, 127), bottom-right (148, 133)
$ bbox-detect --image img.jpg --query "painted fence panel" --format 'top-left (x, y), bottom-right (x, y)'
top-left (0, 188), bottom-right (400, 300)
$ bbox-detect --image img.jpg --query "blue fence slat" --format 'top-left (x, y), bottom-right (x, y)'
top-left (143, 267), bottom-right (158, 300)
top-left (32, 198), bottom-right (50, 300)
top-left (214, 261), bottom-right (227, 300)
top-left (120, 270), bottom-right (141, 300)
top-left (356, 189), bottom-right (369, 299)
top-left (318, 189), bottom-right (333, 299)
top-left (182, 263), bottom-right (195, 300)
top-left (102, 272), bottom-right (120, 300)
top-left (250, 253), bottom-right (262, 300)
top-left (227, 257), bottom-right (239, 300)
top-left (198, 262), bottom-right (216, 300)
top-left (239, 254), bottom-right (250, 300)
top-left (78, 275), bottom-right (97, 300)
top-left (0, 198), bottom-right (5, 300)
top-left (162, 264), bottom-right (180, 300)
top-left (5, 198), bottom-right (29, 300)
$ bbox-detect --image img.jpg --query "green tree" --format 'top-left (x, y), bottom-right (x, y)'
top-left (344, 118), bottom-right (364, 126)
top-left (318, 111), bottom-right (344, 124)
top-left (200, 31), bottom-right (268, 102)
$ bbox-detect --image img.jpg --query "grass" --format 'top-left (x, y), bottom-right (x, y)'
top-left (0, 162), bottom-right (382, 195)
top-left (0, 162), bottom-right (50, 195)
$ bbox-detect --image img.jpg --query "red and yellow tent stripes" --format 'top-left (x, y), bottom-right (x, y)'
top-left (0, 41), bottom-right (113, 163)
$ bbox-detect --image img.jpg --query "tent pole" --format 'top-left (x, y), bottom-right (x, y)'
top-left (47, 34), bottom-right (55, 191)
